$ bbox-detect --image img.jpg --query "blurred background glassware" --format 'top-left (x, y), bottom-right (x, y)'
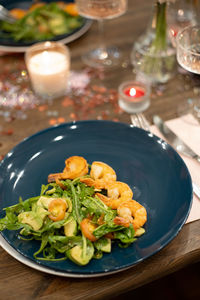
top-left (131, 1), bottom-right (176, 85)
top-left (176, 25), bottom-right (200, 123)
top-left (176, 25), bottom-right (200, 75)
top-left (75, 0), bottom-right (127, 68)
top-left (168, 0), bottom-right (197, 47)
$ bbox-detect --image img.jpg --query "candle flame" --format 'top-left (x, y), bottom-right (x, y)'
top-left (129, 88), bottom-right (136, 97)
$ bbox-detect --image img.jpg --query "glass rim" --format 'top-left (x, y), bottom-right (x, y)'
top-left (25, 41), bottom-right (70, 57)
top-left (176, 25), bottom-right (200, 57)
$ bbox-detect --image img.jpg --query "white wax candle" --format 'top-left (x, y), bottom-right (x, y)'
top-left (28, 50), bottom-right (70, 98)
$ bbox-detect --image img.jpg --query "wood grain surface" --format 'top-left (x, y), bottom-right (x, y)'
top-left (0, 1), bottom-right (200, 299)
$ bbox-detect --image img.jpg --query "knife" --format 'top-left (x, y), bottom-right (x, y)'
top-left (153, 115), bottom-right (200, 163)
top-left (193, 182), bottom-right (200, 199)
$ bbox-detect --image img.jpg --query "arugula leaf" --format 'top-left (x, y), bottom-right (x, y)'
top-left (0, 196), bottom-right (39, 231)
top-left (48, 235), bottom-right (82, 253)
top-left (93, 222), bottom-right (124, 239)
top-left (68, 181), bottom-right (83, 224)
top-left (114, 225), bottom-right (136, 244)
top-left (93, 250), bottom-right (103, 259)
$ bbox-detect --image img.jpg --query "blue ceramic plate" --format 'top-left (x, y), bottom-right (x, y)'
top-left (0, 0), bottom-right (92, 52)
top-left (0, 120), bottom-right (193, 277)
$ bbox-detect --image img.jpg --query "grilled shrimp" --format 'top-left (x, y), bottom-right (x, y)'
top-left (48, 156), bottom-right (88, 182)
top-left (80, 161), bottom-right (116, 189)
top-left (96, 181), bottom-right (133, 209)
top-left (114, 199), bottom-right (147, 230)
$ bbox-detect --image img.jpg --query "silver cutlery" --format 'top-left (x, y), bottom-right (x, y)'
top-left (0, 5), bottom-right (16, 23)
top-left (131, 113), bottom-right (200, 200)
top-left (192, 182), bottom-right (200, 199)
top-left (153, 115), bottom-right (200, 163)
top-left (130, 113), bottom-right (150, 131)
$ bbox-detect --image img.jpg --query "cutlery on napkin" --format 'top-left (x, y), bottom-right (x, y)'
top-left (151, 113), bottom-right (200, 224)
top-left (153, 115), bottom-right (200, 163)
top-left (153, 114), bottom-right (200, 200)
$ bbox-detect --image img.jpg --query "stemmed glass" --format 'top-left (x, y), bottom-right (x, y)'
top-left (177, 26), bottom-right (200, 74)
top-left (168, 0), bottom-right (197, 37)
top-left (75, 0), bottom-right (127, 68)
top-left (176, 25), bottom-right (200, 123)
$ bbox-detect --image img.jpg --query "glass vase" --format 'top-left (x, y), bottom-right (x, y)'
top-left (131, 1), bottom-right (176, 85)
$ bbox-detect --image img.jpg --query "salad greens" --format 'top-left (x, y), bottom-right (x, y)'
top-left (0, 2), bottom-right (84, 42)
top-left (0, 178), bottom-right (144, 266)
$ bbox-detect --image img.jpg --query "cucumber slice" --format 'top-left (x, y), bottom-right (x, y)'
top-left (67, 243), bottom-right (94, 266)
top-left (94, 237), bottom-right (111, 253)
top-left (64, 217), bottom-right (77, 236)
top-left (101, 238), bottom-right (111, 253)
top-left (37, 196), bottom-right (53, 209)
top-left (134, 227), bottom-right (145, 237)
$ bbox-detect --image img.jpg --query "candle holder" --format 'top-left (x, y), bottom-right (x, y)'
top-left (118, 80), bottom-right (150, 113)
top-left (25, 41), bottom-right (70, 100)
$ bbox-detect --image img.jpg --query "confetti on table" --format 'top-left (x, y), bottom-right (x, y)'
top-left (0, 128), bottom-right (14, 135)
top-left (0, 60), bottom-right (129, 132)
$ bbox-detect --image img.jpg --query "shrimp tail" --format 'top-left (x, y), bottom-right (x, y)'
top-left (113, 216), bottom-right (130, 228)
top-left (80, 178), bottom-right (103, 189)
top-left (48, 173), bottom-right (64, 183)
top-left (55, 178), bottom-right (67, 190)
top-left (95, 193), bottom-right (111, 206)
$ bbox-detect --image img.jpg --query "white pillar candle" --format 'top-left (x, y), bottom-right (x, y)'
top-left (25, 42), bottom-right (70, 99)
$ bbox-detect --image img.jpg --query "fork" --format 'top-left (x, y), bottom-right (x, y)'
top-left (0, 5), bottom-right (16, 23)
top-left (130, 113), bottom-right (150, 131)
top-left (130, 113), bottom-right (200, 200)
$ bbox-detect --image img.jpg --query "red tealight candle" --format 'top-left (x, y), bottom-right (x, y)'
top-left (124, 87), bottom-right (145, 99)
top-left (118, 80), bottom-right (150, 113)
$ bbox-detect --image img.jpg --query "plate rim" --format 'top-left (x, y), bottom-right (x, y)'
top-left (0, 234), bottom-right (133, 277)
top-left (0, 120), bottom-right (193, 277)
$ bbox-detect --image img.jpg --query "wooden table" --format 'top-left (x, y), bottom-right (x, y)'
top-left (0, 1), bottom-right (200, 299)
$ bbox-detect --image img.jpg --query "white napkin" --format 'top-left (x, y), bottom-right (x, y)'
top-left (151, 114), bottom-right (200, 224)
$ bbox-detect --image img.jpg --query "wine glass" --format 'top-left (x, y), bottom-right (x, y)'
top-left (176, 25), bottom-right (200, 124)
top-left (168, 0), bottom-right (197, 43)
top-left (75, 0), bottom-right (127, 68)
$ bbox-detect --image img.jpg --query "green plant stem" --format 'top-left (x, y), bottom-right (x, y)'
top-left (151, 2), bottom-right (167, 53)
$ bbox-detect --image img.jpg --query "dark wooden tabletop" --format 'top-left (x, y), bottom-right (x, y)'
top-left (0, 1), bottom-right (200, 299)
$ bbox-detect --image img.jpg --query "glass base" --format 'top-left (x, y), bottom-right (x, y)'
top-left (131, 41), bottom-right (176, 85)
top-left (82, 46), bottom-right (122, 68)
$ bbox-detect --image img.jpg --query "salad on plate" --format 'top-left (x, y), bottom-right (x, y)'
top-left (0, 2), bottom-right (84, 42)
top-left (0, 156), bottom-right (147, 266)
